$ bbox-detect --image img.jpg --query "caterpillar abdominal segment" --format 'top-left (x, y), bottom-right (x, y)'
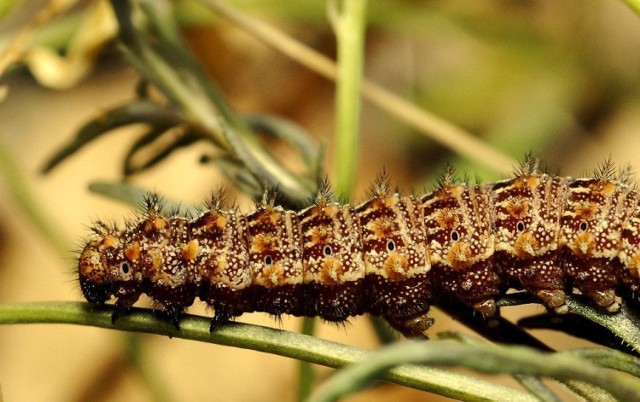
top-left (78, 156), bottom-right (640, 336)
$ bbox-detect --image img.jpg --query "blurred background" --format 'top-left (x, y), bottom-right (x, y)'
top-left (1, 0), bottom-right (640, 401)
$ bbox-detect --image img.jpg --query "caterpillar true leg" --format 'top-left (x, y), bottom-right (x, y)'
top-left (385, 312), bottom-right (434, 338)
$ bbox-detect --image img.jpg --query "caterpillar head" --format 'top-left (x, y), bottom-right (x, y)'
top-left (78, 230), bottom-right (141, 305)
top-left (78, 238), bottom-right (114, 304)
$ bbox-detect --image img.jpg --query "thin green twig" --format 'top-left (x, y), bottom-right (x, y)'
top-left (0, 302), bottom-right (536, 402)
top-left (437, 332), bottom-right (561, 401)
top-left (329, 0), bottom-right (368, 198)
top-left (499, 294), bottom-right (640, 352)
top-left (309, 340), bottom-right (640, 402)
top-left (297, 317), bottom-right (317, 402)
top-left (437, 332), bottom-right (620, 401)
top-left (513, 375), bottom-right (561, 402)
top-left (564, 348), bottom-right (640, 378)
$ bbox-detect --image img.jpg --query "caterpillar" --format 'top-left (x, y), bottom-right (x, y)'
top-left (77, 156), bottom-right (640, 336)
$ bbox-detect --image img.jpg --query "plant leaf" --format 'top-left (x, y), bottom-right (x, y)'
top-left (41, 101), bottom-right (183, 173)
top-left (122, 126), bottom-right (202, 176)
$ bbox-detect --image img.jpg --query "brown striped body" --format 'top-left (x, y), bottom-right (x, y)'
top-left (78, 158), bottom-right (640, 336)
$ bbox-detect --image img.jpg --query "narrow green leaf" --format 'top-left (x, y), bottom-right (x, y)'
top-left (244, 114), bottom-right (320, 174)
top-left (220, 122), bottom-right (315, 207)
top-left (202, 154), bottom-right (265, 201)
top-left (437, 302), bottom-right (554, 351)
top-left (87, 180), bottom-right (196, 215)
top-left (123, 127), bottom-right (201, 176)
top-left (310, 340), bottom-right (640, 402)
top-left (122, 124), bottom-right (176, 176)
top-left (564, 348), bottom-right (640, 378)
top-left (500, 294), bottom-right (640, 352)
top-left (367, 316), bottom-right (399, 344)
top-left (513, 375), bottom-right (561, 402)
top-left (41, 101), bottom-right (183, 173)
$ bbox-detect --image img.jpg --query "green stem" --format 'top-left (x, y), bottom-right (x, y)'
top-left (310, 340), bottom-right (640, 402)
top-left (437, 332), bottom-right (611, 401)
top-left (513, 375), bottom-right (561, 402)
top-left (297, 317), bottom-right (317, 402)
top-left (499, 294), bottom-right (640, 352)
top-left (0, 302), bottom-right (535, 402)
top-left (564, 348), bottom-right (640, 378)
top-left (330, 0), bottom-right (368, 198)
top-left (622, 0), bottom-right (640, 17)
top-left (368, 316), bottom-right (398, 344)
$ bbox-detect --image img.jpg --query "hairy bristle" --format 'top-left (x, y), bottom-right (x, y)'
top-left (370, 169), bottom-right (391, 197)
top-left (514, 153), bottom-right (539, 176)
top-left (436, 163), bottom-right (457, 187)
top-left (594, 157), bottom-right (616, 181)
top-left (313, 178), bottom-right (334, 205)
